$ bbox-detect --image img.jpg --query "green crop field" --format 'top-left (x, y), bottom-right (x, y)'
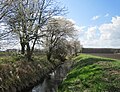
top-left (58, 54), bottom-right (120, 92)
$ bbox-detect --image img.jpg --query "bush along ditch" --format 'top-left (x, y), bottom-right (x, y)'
top-left (0, 54), bottom-right (62, 92)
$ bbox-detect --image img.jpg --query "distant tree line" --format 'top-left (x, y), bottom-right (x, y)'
top-left (82, 48), bottom-right (120, 53)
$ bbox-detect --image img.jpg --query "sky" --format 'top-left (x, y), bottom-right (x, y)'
top-left (1, 0), bottom-right (120, 50)
top-left (59, 0), bottom-right (120, 48)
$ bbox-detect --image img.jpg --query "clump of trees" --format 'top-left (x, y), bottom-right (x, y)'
top-left (44, 17), bottom-right (76, 61)
top-left (0, 0), bottom-right (82, 62)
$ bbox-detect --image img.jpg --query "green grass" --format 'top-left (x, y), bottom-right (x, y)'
top-left (58, 54), bottom-right (120, 92)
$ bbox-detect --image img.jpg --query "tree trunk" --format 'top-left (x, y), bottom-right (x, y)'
top-left (31, 37), bottom-right (37, 57)
top-left (47, 47), bottom-right (52, 61)
top-left (21, 42), bottom-right (25, 54)
top-left (20, 37), bottom-right (25, 55)
top-left (47, 52), bottom-right (52, 61)
top-left (75, 49), bottom-right (77, 56)
top-left (26, 43), bottom-right (31, 61)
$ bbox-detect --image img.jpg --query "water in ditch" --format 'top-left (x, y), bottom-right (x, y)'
top-left (31, 61), bottom-right (73, 92)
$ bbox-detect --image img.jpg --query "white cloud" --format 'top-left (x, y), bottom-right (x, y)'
top-left (105, 13), bottom-right (109, 17)
top-left (74, 25), bottom-right (86, 40)
top-left (85, 26), bottom-right (97, 40)
top-left (99, 16), bottom-right (120, 47)
top-left (77, 26), bottom-right (99, 47)
top-left (68, 18), bottom-right (76, 24)
top-left (91, 15), bottom-right (100, 20)
top-left (52, 16), bottom-right (120, 48)
top-left (74, 25), bottom-right (85, 32)
top-left (78, 16), bottom-right (120, 48)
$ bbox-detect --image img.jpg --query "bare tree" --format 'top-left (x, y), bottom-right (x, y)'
top-left (0, 0), bottom-right (15, 48)
top-left (0, 22), bottom-right (18, 51)
top-left (0, 0), bottom-right (14, 20)
top-left (45, 17), bottom-right (76, 61)
top-left (1, 0), bottom-right (65, 60)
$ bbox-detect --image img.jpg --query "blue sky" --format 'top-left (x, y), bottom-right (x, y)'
top-left (59, 0), bottom-right (120, 48)
top-left (59, 0), bottom-right (120, 26)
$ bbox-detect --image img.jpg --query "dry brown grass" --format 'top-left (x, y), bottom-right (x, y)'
top-left (0, 55), bottom-right (61, 92)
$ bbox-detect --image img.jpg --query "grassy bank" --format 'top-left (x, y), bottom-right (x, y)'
top-left (58, 54), bottom-right (120, 92)
top-left (0, 54), bottom-right (61, 92)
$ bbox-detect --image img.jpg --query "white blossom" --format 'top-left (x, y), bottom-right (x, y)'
top-left (0, 77), bottom-right (2, 81)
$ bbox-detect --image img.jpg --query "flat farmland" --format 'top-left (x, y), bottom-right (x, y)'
top-left (87, 53), bottom-right (120, 60)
